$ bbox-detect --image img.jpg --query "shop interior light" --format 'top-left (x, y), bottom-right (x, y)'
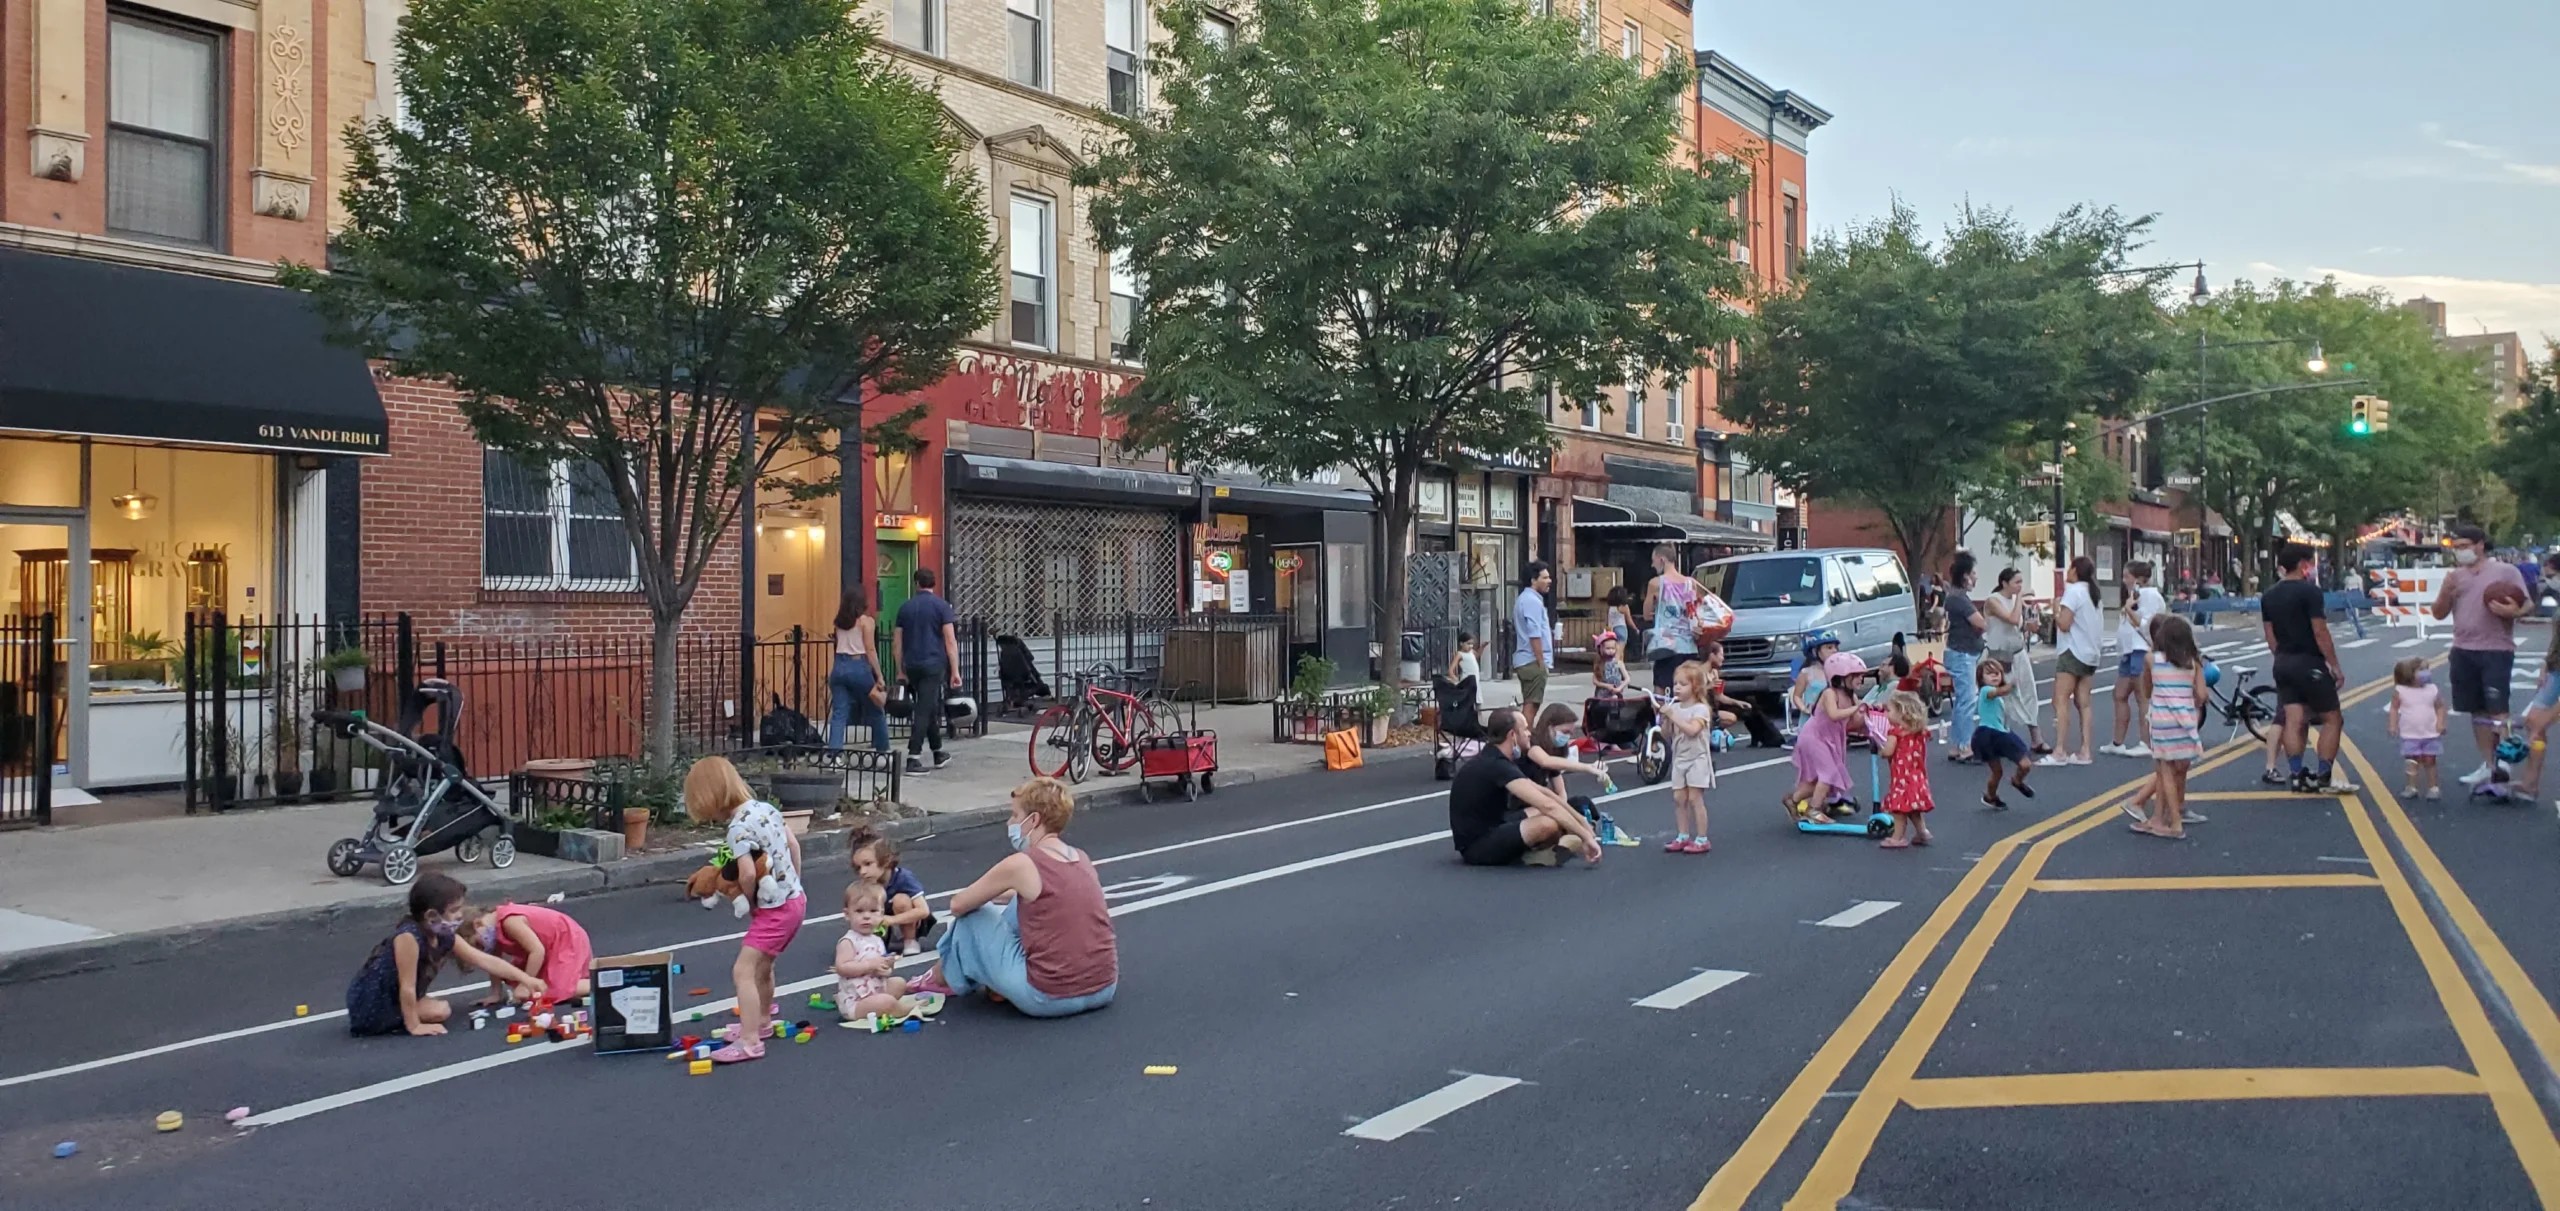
top-left (111, 448), bottom-right (154, 520)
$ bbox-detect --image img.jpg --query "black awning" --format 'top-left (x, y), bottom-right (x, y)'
top-left (0, 247), bottom-right (387, 455)
top-left (950, 452), bottom-right (1193, 508)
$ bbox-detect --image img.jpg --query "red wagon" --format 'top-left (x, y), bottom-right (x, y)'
top-left (1137, 730), bottom-right (1218, 802)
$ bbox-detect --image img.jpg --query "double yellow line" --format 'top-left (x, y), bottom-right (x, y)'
top-left (1692, 671), bottom-right (2560, 1209)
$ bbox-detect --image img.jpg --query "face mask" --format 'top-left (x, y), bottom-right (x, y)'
top-left (1553, 730), bottom-right (1573, 748)
top-left (1006, 820), bottom-right (1028, 851)
top-left (2454, 548), bottom-right (2479, 566)
top-left (426, 915), bottom-right (459, 940)
top-left (2415, 668), bottom-right (2434, 686)
top-left (475, 923), bottom-right (498, 951)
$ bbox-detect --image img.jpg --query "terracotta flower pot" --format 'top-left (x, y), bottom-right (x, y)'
top-left (621, 807), bottom-right (650, 852)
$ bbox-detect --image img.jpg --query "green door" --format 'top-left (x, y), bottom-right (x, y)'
top-left (875, 541), bottom-right (917, 644)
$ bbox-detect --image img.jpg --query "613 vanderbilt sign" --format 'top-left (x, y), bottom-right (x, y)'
top-left (258, 424), bottom-right (387, 452)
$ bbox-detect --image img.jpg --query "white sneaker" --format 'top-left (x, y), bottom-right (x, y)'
top-left (2119, 743), bottom-right (2152, 759)
top-left (2460, 763), bottom-right (2494, 786)
top-left (2097, 743), bottom-right (2125, 756)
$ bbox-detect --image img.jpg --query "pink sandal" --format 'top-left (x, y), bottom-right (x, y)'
top-left (707, 1040), bottom-right (764, 1064)
top-left (1878, 837), bottom-right (1914, 849)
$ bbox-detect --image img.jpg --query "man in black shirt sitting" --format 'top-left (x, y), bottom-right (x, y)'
top-left (1448, 709), bottom-right (1601, 867)
top-left (2262, 542), bottom-right (2355, 793)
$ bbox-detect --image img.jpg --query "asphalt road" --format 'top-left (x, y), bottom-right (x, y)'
top-left (5, 622), bottom-right (2557, 1211)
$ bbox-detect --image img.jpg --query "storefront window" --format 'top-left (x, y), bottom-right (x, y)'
top-left (1455, 482), bottom-right (1484, 527)
top-left (1326, 542), bottom-right (1367, 631)
top-left (1490, 480), bottom-right (1518, 526)
top-left (1418, 479), bottom-right (1451, 525)
top-left (0, 437), bottom-right (84, 507)
top-left (83, 443), bottom-right (272, 650)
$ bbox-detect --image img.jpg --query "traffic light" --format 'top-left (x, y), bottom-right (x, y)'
top-left (2019, 519), bottom-right (2051, 547)
top-left (2348, 397), bottom-right (2372, 436)
top-left (2367, 396), bottom-right (2390, 432)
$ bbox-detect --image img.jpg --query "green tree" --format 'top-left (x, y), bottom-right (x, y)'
top-left (1082, 0), bottom-right (1747, 658)
top-left (1722, 203), bottom-right (2167, 576)
top-left (2491, 341), bottom-right (2560, 537)
top-left (2161, 279), bottom-right (2494, 586)
top-left (289, 0), bottom-right (995, 764)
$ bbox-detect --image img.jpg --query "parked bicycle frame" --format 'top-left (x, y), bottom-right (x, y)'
top-left (1028, 663), bottom-right (1166, 783)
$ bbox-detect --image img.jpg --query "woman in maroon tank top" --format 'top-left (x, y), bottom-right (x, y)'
top-left (912, 778), bottom-right (1117, 1017)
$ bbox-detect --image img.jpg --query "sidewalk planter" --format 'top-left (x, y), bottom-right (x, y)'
top-left (1271, 686), bottom-right (1399, 745)
top-left (781, 809), bottom-right (814, 837)
top-left (621, 808), bottom-right (650, 851)
top-left (768, 769), bottom-right (841, 817)
top-left (508, 770), bottom-right (626, 860)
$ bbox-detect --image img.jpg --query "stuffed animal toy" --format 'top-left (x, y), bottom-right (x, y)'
top-left (685, 841), bottom-right (779, 917)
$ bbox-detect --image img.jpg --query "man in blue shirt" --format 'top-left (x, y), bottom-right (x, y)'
top-left (1512, 562), bottom-right (1554, 719)
top-left (891, 568), bottom-right (962, 774)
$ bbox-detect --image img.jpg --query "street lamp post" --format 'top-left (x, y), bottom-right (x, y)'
top-left (2186, 332), bottom-right (2329, 587)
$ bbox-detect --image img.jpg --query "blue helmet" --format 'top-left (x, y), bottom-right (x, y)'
top-left (1801, 630), bottom-right (1842, 657)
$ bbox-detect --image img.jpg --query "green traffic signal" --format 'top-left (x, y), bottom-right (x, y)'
top-left (2348, 418), bottom-right (2370, 436)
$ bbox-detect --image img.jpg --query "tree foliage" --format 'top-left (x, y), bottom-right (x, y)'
top-left (288, 0), bottom-right (995, 762)
top-left (2491, 342), bottom-right (2560, 538)
top-left (1722, 203), bottom-right (2168, 576)
top-left (2159, 279), bottom-right (2496, 585)
top-left (1082, 0), bottom-right (1749, 654)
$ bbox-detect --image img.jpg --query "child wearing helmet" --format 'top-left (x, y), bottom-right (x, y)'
top-left (1790, 631), bottom-right (1843, 725)
top-left (1784, 650), bottom-right (1867, 824)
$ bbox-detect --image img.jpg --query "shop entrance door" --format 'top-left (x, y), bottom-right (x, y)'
top-left (0, 509), bottom-right (87, 797)
top-left (875, 541), bottom-right (917, 645)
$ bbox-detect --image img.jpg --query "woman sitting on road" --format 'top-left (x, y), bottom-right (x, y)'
top-left (1522, 702), bottom-right (1618, 793)
top-left (912, 778), bottom-right (1118, 1018)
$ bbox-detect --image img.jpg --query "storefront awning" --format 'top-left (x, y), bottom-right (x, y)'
top-left (1570, 496), bottom-right (1773, 550)
top-left (0, 248), bottom-right (387, 455)
top-left (950, 453), bottom-right (1377, 514)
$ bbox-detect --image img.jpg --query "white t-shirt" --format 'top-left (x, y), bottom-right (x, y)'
top-left (2060, 581), bottom-right (2103, 666)
top-left (726, 800), bottom-right (803, 908)
top-left (1455, 650), bottom-right (1481, 682)
top-left (2117, 584), bottom-right (2167, 653)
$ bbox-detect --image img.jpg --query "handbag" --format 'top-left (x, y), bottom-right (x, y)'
top-left (1323, 727), bottom-right (1364, 771)
top-left (1689, 590), bottom-right (1736, 645)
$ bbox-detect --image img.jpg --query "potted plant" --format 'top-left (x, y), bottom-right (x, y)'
top-left (271, 705), bottom-right (305, 802)
top-left (314, 645), bottom-right (369, 694)
top-left (306, 729), bottom-right (342, 798)
top-left (1361, 683), bottom-right (1397, 746)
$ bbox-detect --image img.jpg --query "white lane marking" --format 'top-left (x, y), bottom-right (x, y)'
top-left (2340, 638), bottom-right (2376, 650)
top-left (2316, 856), bottom-right (2374, 865)
top-left (1811, 900), bottom-right (1901, 929)
top-left (1633, 969), bottom-right (1750, 1010)
top-left (235, 832), bottom-right (1449, 1127)
top-left (1100, 875), bottom-right (1193, 900)
top-left (1343, 1073), bottom-right (1523, 1141)
top-left (21, 758), bottom-right (1819, 1092)
top-left (2201, 642), bottom-right (2242, 655)
top-left (2394, 638), bottom-right (2427, 649)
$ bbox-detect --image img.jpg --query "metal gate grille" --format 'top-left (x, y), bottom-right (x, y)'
top-left (1406, 552), bottom-right (1508, 678)
top-left (1, 613), bottom-right (58, 827)
top-left (948, 498), bottom-right (1183, 635)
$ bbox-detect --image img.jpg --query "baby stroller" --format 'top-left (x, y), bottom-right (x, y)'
top-left (320, 679), bottom-right (514, 886)
top-left (1581, 690), bottom-right (1656, 756)
top-left (1432, 674), bottom-right (1487, 780)
top-left (996, 634), bottom-right (1052, 717)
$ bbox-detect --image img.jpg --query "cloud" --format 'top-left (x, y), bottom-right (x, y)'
top-left (2413, 122), bottom-right (2560, 188)
top-left (2247, 262), bottom-right (2560, 345)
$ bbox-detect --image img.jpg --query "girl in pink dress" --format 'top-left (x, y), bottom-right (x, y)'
top-left (1785, 653), bottom-right (1865, 824)
top-left (1876, 691), bottom-right (1936, 849)
top-left (473, 901), bottom-right (596, 1006)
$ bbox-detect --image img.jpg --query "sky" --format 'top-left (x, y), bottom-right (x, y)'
top-left (1696, 0), bottom-right (2560, 350)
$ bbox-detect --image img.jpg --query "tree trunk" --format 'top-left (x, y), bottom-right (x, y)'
top-left (1376, 489), bottom-right (1414, 685)
top-left (1889, 503), bottom-right (1948, 581)
top-left (647, 606), bottom-right (682, 771)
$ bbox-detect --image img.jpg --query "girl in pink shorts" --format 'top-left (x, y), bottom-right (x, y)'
top-left (686, 756), bottom-right (806, 1063)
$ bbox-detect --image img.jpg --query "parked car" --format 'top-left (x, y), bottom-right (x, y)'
top-left (1692, 548), bottom-right (1920, 706)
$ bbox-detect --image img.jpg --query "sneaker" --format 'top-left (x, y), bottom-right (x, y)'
top-left (2460, 763), bottom-right (2494, 786)
top-left (1664, 836), bottom-right (1691, 853)
top-left (2011, 780), bottom-right (2036, 799)
top-left (2318, 773), bottom-right (2360, 793)
top-left (2182, 809), bottom-right (2208, 824)
top-left (2426, 788), bottom-right (2442, 801)
top-left (2118, 799), bottom-right (2146, 822)
top-left (932, 751), bottom-right (952, 769)
top-left (1983, 795), bottom-right (2009, 811)
top-left (905, 756), bottom-right (930, 774)
top-left (2119, 743), bottom-right (2152, 759)
top-left (1522, 846), bottom-right (1560, 867)
top-left (1687, 837), bottom-right (1711, 853)
top-left (900, 938), bottom-right (920, 957)
top-left (2098, 743), bottom-right (2125, 756)
top-left (2261, 768), bottom-right (2289, 785)
top-left (2291, 771), bottom-right (2319, 794)
top-left (2402, 785), bottom-right (2418, 798)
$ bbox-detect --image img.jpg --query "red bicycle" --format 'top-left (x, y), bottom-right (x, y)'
top-left (1027, 665), bottom-right (1164, 783)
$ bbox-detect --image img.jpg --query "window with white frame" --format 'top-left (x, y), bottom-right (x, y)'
top-left (1579, 0), bottom-right (1597, 47)
top-left (1107, 0), bottom-right (1142, 115)
top-left (1623, 372), bottom-right (1645, 436)
top-left (1009, 195), bottom-right (1053, 349)
top-left (108, 15), bottom-right (220, 247)
top-left (892, 0), bottom-right (942, 54)
top-left (1581, 393), bottom-right (1601, 429)
top-left (1201, 10), bottom-right (1235, 45)
top-left (1109, 247), bottom-right (1141, 363)
top-left (482, 451), bottom-right (636, 590)
top-left (1008, 0), bottom-right (1049, 89)
top-left (1665, 376), bottom-right (1683, 435)
top-left (1620, 22), bottom-right (1638, 58)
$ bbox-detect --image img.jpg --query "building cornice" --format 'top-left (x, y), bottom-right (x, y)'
top-left (1693, 50), bottom-right (1831, 153)
top-left (0, 223), bottom-right (281, 284)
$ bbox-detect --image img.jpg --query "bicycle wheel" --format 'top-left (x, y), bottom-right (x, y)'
top-left (1066, 718), bottom-right (1093, 783)
top-left (1029, 705), bottom-right (1080, 778)
top-left (2241, 684), bottom-right (2280, 742)
top-left (1094, 700), bottom-right (1164, 773)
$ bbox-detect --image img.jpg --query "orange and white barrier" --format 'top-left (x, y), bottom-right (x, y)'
top-left (2367, 569), bottom-right (2446, 637)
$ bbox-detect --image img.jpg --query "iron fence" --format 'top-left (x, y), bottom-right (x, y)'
top-left (183, 613), bottom-right (407, 812)
top-left (751, 626), bottom-right (990, 751)
top-left (971, 610), bottom-right (1290, 721)
top-left (1, 613), bottom-right (59, 827)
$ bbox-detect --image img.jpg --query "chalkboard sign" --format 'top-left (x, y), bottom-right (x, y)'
top-left (589, 951), bottom-right (674, 1055)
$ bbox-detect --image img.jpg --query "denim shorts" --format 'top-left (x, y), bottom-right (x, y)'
top-left (2117, 650), bottom-right (2147, 679)
top-left (2530, 672), bottom-right (2560, 715)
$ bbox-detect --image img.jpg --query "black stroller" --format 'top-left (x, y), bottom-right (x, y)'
top-left (320, 679), bottom-right (514, 886)
top-left (996, 634), bottom-right (1052, 717)
top-left (1432, 674), bottom-right (1487, 780)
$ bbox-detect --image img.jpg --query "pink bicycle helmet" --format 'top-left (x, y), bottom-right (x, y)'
top-left (1821, 652), bottom-right (1869, 681)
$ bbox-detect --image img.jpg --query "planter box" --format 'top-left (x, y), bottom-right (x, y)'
top-left (556, 827), bottom-right (626, 864)
top-left (514, 825), bottom-right (564, 858)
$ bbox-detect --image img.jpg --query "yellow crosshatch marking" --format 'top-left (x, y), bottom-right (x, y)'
top-left (2029, 874), bottom-right (2382, 892)
top-left (1897, 1066), bottom-right (2486, 1110)
top-left (1689, 672), bottom-right (2560, 1211)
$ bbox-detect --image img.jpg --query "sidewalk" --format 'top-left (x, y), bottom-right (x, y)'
top-left (0, 673), bottom-right (1604, 975)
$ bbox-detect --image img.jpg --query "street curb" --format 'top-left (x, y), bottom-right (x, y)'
top-left (0, 749), bottom-right (1421, 986)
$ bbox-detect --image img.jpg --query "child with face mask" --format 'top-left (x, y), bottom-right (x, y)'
top-left (470, 900), bottom-right (597, 1009)
top-left (345, 873), bottom-right (541, 1036)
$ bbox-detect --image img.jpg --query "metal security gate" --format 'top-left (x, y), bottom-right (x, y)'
top-left (946, 498), bottom-right (1184, 636)
top-left (1, 613), bottom-right (58, 827)
top-left (1406, 552), bottom-right (1508, 679)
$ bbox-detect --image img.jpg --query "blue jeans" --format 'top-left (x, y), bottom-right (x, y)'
top-left (1946, 649), bottom-right (1981, 751)
top-left (827, 655), bottom-right (888, 751)
top-left (937, 903), bottom-right (1116, 1019)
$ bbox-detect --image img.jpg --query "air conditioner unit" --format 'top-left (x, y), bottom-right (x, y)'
top-left (1667, 424), bottom-right (1685, 445)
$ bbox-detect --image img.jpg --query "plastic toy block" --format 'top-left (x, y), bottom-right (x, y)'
top-left (771, 1021), bottom-right (789, 1039)
top-left (495, 1006), bottom-right (517, 1020)
top-left (294, 1005), bottom-right (309, 1017)
top-left (671, 963), bottom-right (683, 974)
top-left (53, 1142), bottom-right (77, 1158)
top-left (808, 993), bottom-right (835, 1010)
top-left (692, 1043), bottom-right (714, 1060)
top-left (688, 1059), bottom-right (713, 1075)
top-left (900, 1018), bottom-right (922, 1033)
top-left (689, 987), bottom-right (712, 996)
top-left (677, 1034), bottom-right (702, 1049)
top-left (793, 1030), bottom-right (814, 1044)
top-left (155, 1111), bottom-right (183, 1132)
top-left (1144, 1066), bottom-right (1178, 1076)
top-left (667, 1051), bottom-right (686, 1061)
top-left (225, 1107), bottom-right (249, 1124)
